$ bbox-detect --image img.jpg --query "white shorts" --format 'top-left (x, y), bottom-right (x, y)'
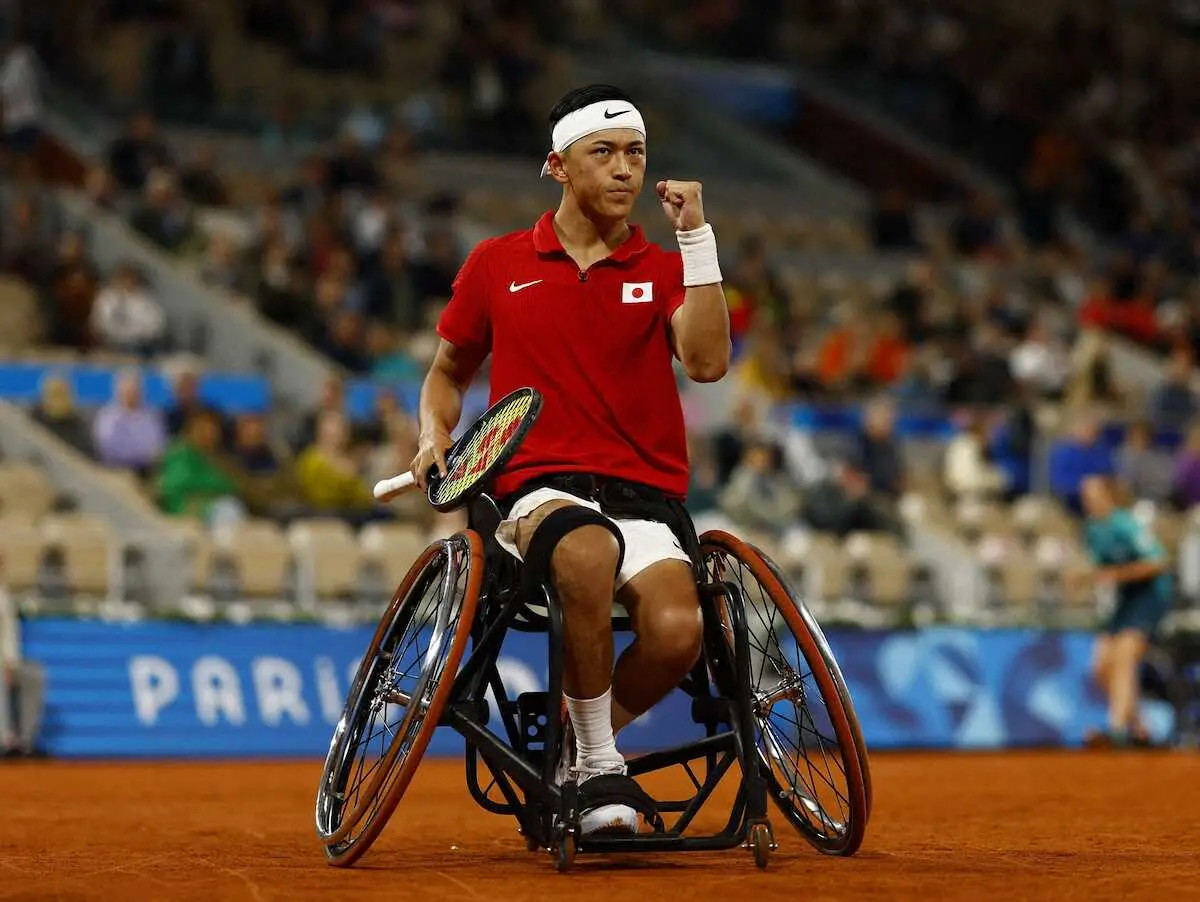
top-left (494, 487), bottom-right (693, 590)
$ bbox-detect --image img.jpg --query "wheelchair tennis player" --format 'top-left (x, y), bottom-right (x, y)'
top-left (408, 84), bottom-right (731, 836)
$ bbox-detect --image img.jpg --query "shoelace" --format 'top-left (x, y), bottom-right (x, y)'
top-left (570, 755), bottom-right (628, 782)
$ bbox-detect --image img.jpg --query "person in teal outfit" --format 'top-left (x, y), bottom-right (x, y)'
top-left (1074, 475), bottom-right (1174, 747)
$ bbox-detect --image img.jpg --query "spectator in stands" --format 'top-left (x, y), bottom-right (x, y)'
top-left (164, 365), bottom-right (230, 443)
top-left (0, 588), bottom-right (45, 758)
top-left (1117, 421), bottom-right (1174, 506)
top-left (357, 227), bottom-right (418, 328)
top-left (2, 194), bottom-right (53, 285)
top-left (32, 373), bottom-right (91, 455)
top-left (870, 186), bottom-right (920, 251)
top-left (294, 375), bottom-right (346, 451)
top-left (1150, 348), bottom-right (1198, 430)
top-left (1048, 414), bottom-right (1116, 515)
top-left (319, 309), bottom-right (371, 373)
top-left (90, 262), bottom-right (166, 357)
top-left (198, 231), bottom-right (242, 292)
top-left (951, 194), bottom-right (1003, 259)
top-left (410, 226), bottom-right (461, 309)
top-left (157, 407), bottom-right (243, 524)
top-left (856, 399), bottom-right (903, 498)
top-left (0, 33), bottom-right (44, 177)
top-left (944, 411), bottom-right (1007, 503)
top-left (131, 168), bottom-right (196, 253)
top-left (718, 439), bottom-right (801, 538)
top-left (802, 457), bottom-right (902, 539)
top-left (1172, 423), bottom-right (1200, 509)
top-left (92, 369), bottom-right (167, 474)
top-left (105, 110), bottom-right (173, 192)
top-left (294, 410), bottom-right (375, 518)
top-left (178, 144), bottom-right (228, 208)
top-left (46, 229), bottom-right (99, 350)
top-left (1010, 315), bottom-right (1068, 399)
top-left (220, 413), bottom-right (301, 520)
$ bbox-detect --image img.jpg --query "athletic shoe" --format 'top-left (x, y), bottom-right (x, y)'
top-left (555, 719), bottom-right (639, 836)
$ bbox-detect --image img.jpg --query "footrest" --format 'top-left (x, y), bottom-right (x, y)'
top-left (576, 774), bottom-right (665, 833)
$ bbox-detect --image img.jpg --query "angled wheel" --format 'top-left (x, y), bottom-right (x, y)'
top-left (701, 530), bottom-right (871, 856)
top-left (315, 529), bottom-right (483, 866)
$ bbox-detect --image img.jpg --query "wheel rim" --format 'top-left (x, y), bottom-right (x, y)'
top-left (316, 536), bottom-right (474, 847)
top-left (703, 535), bottom-right (866, 853)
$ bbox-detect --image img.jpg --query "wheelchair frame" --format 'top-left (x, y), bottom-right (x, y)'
top-left (442, 495), bottom-right (777, 867)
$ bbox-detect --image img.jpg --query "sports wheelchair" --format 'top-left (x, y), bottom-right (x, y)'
top-left (314, 492), bottom-right (873, 871)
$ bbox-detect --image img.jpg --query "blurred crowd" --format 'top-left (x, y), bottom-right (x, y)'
top-left (622, 1), bottom-right (1200, 370)
top-left (8, 0), bottom-right (1200, 552)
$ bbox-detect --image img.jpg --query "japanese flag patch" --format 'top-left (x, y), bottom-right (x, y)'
top-left (622, 282), bottom-right (654, 304)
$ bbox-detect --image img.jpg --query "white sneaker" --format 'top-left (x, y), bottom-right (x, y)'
top-left (555, 722), bottom-right (639, 836)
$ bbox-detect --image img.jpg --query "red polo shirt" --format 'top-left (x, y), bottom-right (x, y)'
top-left (437, 210), bottom-right (689, 499)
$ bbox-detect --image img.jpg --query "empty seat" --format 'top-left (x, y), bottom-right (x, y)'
top-left (0, 518), bottom-right (47, 593)
top-left (844, 532), bottom-right (912, 606)
top-left (42, 513), bottom-right (113, 597)
top-left (164, 517), bottom-right (216, 594)
top-left (214, 519), bottom-right (292, 599)
top-left (793, 533), bottom-right (847, 603)
top-left (978, 534), bottom-right (1039, 610)
top-left (0, 463), bottom-right (56, 520)
top-left (288, 518), bottom-right (362, 601)
top-left (360, 522), bottom-right (433, 591)
top-left (955, 499), bottom-right (1017, 544)
top-left (1011, 496), bottom-right (1078, 545)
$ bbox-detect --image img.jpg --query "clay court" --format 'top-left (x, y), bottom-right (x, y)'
top-left (1, 751), bottom-right (1196, 902)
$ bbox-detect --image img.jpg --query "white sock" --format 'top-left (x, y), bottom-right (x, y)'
top-left (565, 688), bottom-right (621, 767)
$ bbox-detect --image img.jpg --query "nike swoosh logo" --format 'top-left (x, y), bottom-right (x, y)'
top-left (509, 279), bottom-right (543, 293)
top-left (603, 108), bottom-right (628, 119)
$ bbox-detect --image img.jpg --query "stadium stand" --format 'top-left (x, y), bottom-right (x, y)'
top-left (1, 0), bottom-right (1199, 641)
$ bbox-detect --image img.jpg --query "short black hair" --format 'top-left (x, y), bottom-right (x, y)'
top-left (548, 84), bottom-right (636, 133)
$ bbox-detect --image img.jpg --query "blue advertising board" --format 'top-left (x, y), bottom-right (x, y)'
top-left (20, 619), bottom-right (1167, 759)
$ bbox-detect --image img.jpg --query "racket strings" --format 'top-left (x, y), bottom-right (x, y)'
top-left (433, 393), bottom-right (534, 505)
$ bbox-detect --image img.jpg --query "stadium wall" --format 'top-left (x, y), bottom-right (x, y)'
top-left (25, 619), bottom-right (1160, 758)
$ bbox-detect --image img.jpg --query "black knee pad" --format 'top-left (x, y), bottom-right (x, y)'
top-left (522, 506), bottom-right (625, 594)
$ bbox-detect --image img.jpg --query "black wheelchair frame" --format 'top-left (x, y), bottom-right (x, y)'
top-left (450, 497), bottom-right (777, 867)
top-left (317, 492), bottom-right (869, 871)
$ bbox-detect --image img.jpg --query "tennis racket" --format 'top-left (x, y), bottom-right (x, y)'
top-left (372, 387), bottom-right (543, 512)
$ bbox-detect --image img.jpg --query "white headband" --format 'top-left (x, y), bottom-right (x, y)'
top-left (540, 100), bottom-right (647, 177)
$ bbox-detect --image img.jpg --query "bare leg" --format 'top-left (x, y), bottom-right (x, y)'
top-left (612, 560), bottom-right (703, 735)
top-left (1108, 629), bottom-right (1149, 735)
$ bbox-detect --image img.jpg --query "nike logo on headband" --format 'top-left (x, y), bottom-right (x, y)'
top-left (603, 108), bottom-right (629, 119)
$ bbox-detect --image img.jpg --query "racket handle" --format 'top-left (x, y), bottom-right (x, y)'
top-left (373, 471), bottom-right (417, 502)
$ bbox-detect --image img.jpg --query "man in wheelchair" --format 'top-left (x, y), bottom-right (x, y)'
top-left (408, 84), bottom-right (731, 837)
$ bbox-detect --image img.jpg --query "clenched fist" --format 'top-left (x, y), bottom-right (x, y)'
top-left (657, 180), bottom-right (707, 232)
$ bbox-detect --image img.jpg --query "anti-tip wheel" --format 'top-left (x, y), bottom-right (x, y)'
top-left (750, 823), bottom-right (774, 870)
top-left (555, 833), bottom-right (576, 873)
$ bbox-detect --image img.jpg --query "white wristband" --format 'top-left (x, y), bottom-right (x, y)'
top-left (676, 223), bottom-right (723, 287)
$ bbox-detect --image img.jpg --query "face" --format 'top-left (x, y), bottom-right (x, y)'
top-left (1081, 476), bottom-right (1114, 519)
top-left (237, 414), bottom-right (266, 448)
top-left (117, 375), bottom-right (141, 408)
top-left (553, 127), bottom-right (645, 219)
top-left (191, 414), bottom-right (220, 451)
top-left (318, 412), bottom-right (348, 449)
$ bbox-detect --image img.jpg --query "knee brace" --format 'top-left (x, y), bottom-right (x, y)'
top-left (522, 506), bottom-right (625, 595)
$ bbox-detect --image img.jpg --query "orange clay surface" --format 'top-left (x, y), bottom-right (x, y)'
top-left (1, 751), bottom-right (1198, 902)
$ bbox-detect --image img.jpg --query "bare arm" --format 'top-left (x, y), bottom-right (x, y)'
top-left (411, 339), bottom-right (487, 487)
top-left (670, 285), bottom-right (731, 383)
top-left (1099, 559), bottom-right (1168, 585)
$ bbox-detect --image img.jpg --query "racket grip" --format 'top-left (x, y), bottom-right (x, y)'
top-left (373, 471), bottom-right (417, 502)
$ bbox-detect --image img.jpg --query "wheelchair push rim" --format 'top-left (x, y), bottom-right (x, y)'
top-left (700, 530), bottom-right (871, 856)
top-left (314, 530), bottom-right (483, 863)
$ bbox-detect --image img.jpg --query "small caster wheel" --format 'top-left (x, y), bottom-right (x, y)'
top-left (555, 833), bottom-right (576, 873)
top-left (750, 823), bottom-right (771, 870)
